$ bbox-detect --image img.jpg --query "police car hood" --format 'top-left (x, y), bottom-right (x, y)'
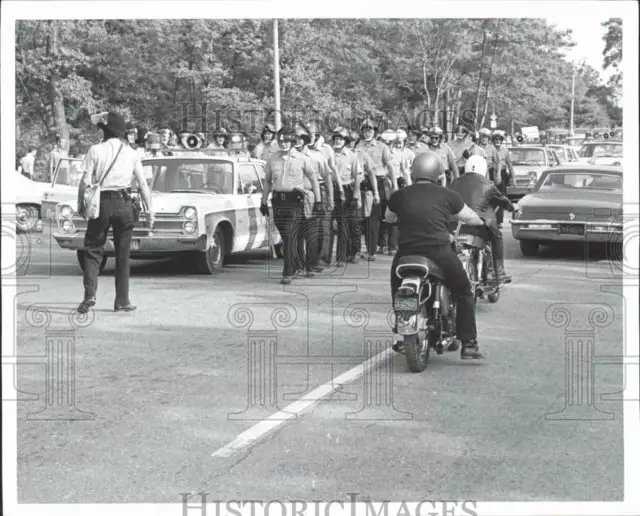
top-left (151, 192), bottom-right (236, 215)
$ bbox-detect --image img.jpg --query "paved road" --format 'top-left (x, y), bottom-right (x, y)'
top-left (10, 222), bottom-right (625, 503)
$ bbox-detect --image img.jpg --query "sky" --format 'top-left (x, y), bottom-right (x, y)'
top-left (546, 17), bottom-right (615, 81)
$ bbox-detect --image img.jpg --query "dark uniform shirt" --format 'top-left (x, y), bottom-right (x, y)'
top-left (387, 181), bottom-right (464, 252)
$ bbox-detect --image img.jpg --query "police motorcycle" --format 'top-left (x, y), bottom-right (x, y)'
top-left (392, 222), bottom-right (469, 373)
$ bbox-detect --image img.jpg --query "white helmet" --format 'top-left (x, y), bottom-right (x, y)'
top-left (464, 155), bottom-right (488, 177)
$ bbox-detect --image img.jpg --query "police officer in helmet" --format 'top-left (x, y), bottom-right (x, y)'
top-left (385, 153), bottom-right (486, 359)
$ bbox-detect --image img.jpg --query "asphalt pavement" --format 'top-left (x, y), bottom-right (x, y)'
top-left (11, 220), bottom-right (625, 503)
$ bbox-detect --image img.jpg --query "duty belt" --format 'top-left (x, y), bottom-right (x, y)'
top-left (272, 190), bottom-right (304, 203)
top-left (100, 188), bottom-right (131, 197)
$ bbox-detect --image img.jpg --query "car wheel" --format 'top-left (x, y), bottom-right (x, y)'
top-left (76, 250), bottom-right (109, 273)
top-left (16, 205), bottom-right (40, 232)
top-left (519, 239), bottom-right (540, 257)
top-left (195, 225), bottom-right (225, 274)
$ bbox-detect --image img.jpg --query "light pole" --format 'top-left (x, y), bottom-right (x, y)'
top-left (273, 20), bottom-right (282, 131)
top-left (569, 64), bottom-right (576, 136)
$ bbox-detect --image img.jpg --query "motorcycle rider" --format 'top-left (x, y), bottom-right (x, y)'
top-left (385, 153), bottom-right (486, 360)
top-left (450, 155), bottom-right (517, 284)
top-left (491, 129), bottom-right (515, 228)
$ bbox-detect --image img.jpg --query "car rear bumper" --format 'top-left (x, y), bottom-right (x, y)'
top-left (511, 220), bottom-right (623, 244)
top-left (53, 232), bottom-right (208, 255)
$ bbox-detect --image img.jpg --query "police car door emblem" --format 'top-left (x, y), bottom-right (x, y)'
top-left (569, 213), bottom-right (575, 220)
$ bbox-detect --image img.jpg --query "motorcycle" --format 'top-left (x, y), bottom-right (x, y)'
top-left (454, 221), bottom-right (501, 305)
top-left (392, 225), bottom-right (464, 373)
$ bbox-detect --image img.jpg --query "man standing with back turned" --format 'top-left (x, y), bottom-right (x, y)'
top-left (76, 112), bottom-right (154, 314)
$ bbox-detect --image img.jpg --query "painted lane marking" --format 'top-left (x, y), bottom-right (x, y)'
top-left (211, 347), bottom-right (392, 458)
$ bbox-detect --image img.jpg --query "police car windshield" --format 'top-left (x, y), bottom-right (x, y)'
top-left (539, 172), bottom-right (622, 192)
top-left (509, 148), bottom-right (545, 165)
top-left (578, 143), bottom-right (623, 158)
top-left (147, 159), bottom-right (234, 194)
top-left (53, 159), bottom-right (84, 187)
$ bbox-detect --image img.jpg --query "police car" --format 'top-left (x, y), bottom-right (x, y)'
top-left (52, 148), bottom-right (283, 274)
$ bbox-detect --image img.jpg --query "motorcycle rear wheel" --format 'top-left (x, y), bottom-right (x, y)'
top-left (404, 331), bottom-right (430, 372)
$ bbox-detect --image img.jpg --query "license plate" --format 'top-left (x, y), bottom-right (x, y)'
top-left (558, 224), bottom-right (585, 236)
top-left (130, 239), bottom-right (140, 251)
top-left (395, 297), bottom-right (418, 311)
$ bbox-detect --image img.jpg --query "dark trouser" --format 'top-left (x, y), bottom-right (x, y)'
top-left (496, 170), bottom-right (509, 225)
top-left (272, 191), bottom-right (305, 278)
top-left (317, 189), bottom-right (334, 264)
top-left (297, 210), bottom-right (319, 272)
top-left (389, 245), bottom-right (477, 342)
top-left (386, 224), bottom-right (399, 250)
top-left (335, 185), bottom-right (361, 262)
top-left (460, 224), bottom-right (505, 269)
top-left (367, 176), bottom-right (387, 255)
top-left (83, 190), bottom-right (135, 305)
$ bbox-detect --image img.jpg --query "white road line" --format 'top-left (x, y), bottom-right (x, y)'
top-left (211, 347), bottom-right (392, 458)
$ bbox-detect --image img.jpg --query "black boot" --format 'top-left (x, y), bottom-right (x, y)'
top-left (461, 340), bottom-right (485, 360)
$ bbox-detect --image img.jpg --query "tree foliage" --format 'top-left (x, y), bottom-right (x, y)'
top-left (15, 18), bottom-right (621, 176)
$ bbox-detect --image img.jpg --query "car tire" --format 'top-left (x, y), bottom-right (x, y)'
top-left (16, 205), bottom-right (40, 232)
top-left (77, 250), bottom-right (109, 273)
top-left (519, 239), bottom-right (540, 257)
top-left (194, 225), bottom-right (225, 274)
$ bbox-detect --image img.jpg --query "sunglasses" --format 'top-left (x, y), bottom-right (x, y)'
top-left (279, 135), bottom-right (296, 143)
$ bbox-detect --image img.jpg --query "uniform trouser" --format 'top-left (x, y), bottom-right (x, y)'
top-left (390, 245), bottom-right (477, 342)
top-left (83, 190), bottom-right (134, 305)
top-left (367, 176), bottom-right (387, 255)
top-left (496, 171), bottom-right (509, 225)
top-left (335, 185), bottom-right (361, 262)
top-left (297, 204), bottom-right (320, 273)
top-left (272, 191), bottom-right (305, 278)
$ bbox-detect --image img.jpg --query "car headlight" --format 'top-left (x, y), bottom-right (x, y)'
top-left (62, 220), bottom-right (74, 232)
top-left (528, 171), bottom-right (537, 181)
top-left (183, 221), bottom-right (197, 234)
top-left (183, 207), bottom-right (196, 220)
top-left (60, 205), bottom-right (73, 219)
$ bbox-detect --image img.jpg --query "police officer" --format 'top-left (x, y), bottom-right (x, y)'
top-left (253, 124), bottom-right (279, 161)
top-left (359, 119), bottom-right (397, 261)
top-left (405, 126), bottom-right (429, 156)
top-left (383, 130), bottom-right (415, 256)
top-left (425, 126), bottom-right (459, 186)
top-left (294, 124), bottom-right (332, 275)
top-left (306, 122), bottom-right (344, 264)
top-left (260, 126), bottom-right (321, 285)
top-left (385, 153), bottom-right (486, 359)
top-left (447, 124), bottom-right (486, 172)
top-left (207, 127), bottom-right (228, 151)
top-left (476, 128), bottom-right (500, 182)
top-left (349, 130), bottom-right (380, 260)
top-left (76, 112), bottom-right (154, 313)
top-left (491, 129), bottom-right (515, 228)
top-left (332, 127), bottom-right (361, 265)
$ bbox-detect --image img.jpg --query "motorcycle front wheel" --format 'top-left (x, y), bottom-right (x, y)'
top-left (404, 330), bottom-right (430, 373)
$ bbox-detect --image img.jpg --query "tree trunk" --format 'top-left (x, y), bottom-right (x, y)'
top-left (47, 21), bottom-right (69, 152)
top-left (473, 21), bottom-right (489, 128)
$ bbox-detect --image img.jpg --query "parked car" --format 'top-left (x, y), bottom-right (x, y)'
top-left (506, 145), bottom-right (561, 200)
top-left (13, 172), bottom-right (49, 232)
top-left (576, 141), bottom-right (623, 167)
top-left (545, 144), bottom-right (580, 164)
top-left (52, 150), bottom-right (283, 274)
top-left (41, 158), bottom-right (84, 221)
top-left (511, 165), bottom-right (623, 256)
